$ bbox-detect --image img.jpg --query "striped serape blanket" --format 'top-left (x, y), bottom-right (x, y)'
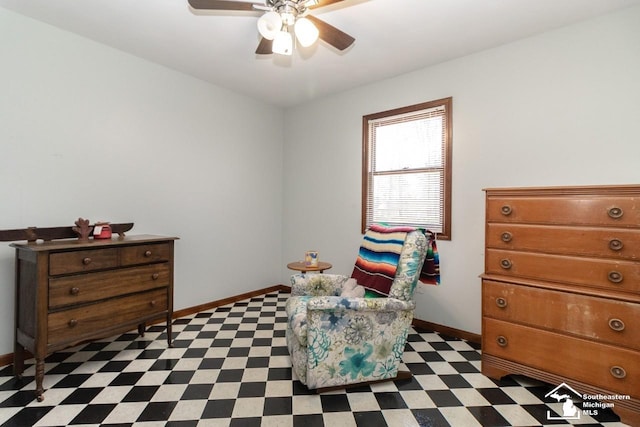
top-left (351, 224), bottom-right (410, 296)
top-left (420, 232), bottom-right (440, 286)
top-left (351, 224), bottom-right (440, 296)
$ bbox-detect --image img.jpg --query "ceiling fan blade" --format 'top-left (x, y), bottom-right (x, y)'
top-left (255, 37), bottom-right (273, 55)
top-left (308, 0), bottom-right (347, 9)
top-left (306, 15), bottom-right (355, 51)
top-left (188, 0), bottom-right (257, 11)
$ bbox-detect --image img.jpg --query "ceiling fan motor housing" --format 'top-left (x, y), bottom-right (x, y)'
top-left (267, 0), bottom-right (311, 20)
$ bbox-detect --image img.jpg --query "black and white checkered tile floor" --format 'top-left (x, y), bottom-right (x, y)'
top-left (0, 291), bottom-right (629, 426)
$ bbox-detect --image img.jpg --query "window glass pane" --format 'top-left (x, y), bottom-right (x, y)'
top-left (372, 171), bottom-right (443, 230)
top-left (374, 116), bottom-right (443, 172)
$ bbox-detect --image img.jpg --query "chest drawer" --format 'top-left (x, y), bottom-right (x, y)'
top-left (485, 249), bottom-right (640, 294)
top-left (48, 287), bottom-right (168, 346)
top-left (483, 318), bottom-right (639, 397)
top-left (487, 195), bottom-right (640, 227)
top-left (120, 243), bottom-right (172, 266)
top-left (483, 280), bottom-right (640, 350)
top-left (49, 264), bottom-right (170, 309)
top-left (49, 248), bottom-right (119, 275)
top-left (487, 223), bottom-right (640, 260)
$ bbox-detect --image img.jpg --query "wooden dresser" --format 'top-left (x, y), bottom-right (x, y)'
top-left (10, 234), bottom-right (178, 401)
top-left (482, 185), bottom-right (639, 426)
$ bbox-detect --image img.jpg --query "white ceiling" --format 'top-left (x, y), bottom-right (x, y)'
top-left (2, 0), bottom-right (639, 107)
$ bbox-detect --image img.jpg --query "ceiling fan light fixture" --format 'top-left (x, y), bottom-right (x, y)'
top-left (272, 30), bottom-right (293, 55)
top-left (281, 12), bottom-right (296, 26)
top-left (294, 17), bottom-right (319, 47)
top-left (257, 11), bottom-right (282, 40)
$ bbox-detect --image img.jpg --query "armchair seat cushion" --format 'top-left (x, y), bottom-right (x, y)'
top-left (340, 278), bottom-right (365, 298)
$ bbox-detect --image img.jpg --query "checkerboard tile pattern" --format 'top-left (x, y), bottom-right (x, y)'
top-left (0, 291), bottom-right (629, 426)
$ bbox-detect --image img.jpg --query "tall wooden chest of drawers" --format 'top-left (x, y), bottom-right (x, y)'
top-left (11, 234), bottom-right (178, 401)
top-left (482, 186), bottom-right (639, 425)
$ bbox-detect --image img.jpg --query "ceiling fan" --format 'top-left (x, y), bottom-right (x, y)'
top-left (188, 0), bottom-right (356, 56)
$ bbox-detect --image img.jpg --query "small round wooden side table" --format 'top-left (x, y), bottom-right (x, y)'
top-left (287, 261), bottom-right (332, 273)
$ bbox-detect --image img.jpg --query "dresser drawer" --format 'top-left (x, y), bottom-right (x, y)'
top-left (48, 288), bottom-right (168, 346)
top-left (483, 280), bottom-right (640, 350)
top-left (485, 249), bottom-right (640, 294)
top-left (49, 248), bottom-right (119, 275)
top-left (49, 264), bottom-right (170, 309)
top-left (120, 243), bottom-right (172, 266)
top-left (487, 195), bottom-right (640, 227)
top-left (487, 223), bottom-right (640, 260)
top-left (483, 318), bottom-right (639, 397)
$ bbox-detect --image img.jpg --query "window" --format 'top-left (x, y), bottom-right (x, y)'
top-left (362, 97), bottom-right (452, 239)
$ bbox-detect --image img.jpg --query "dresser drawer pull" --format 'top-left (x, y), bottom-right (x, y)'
top-left (608, 271), bottom-right (623, 283)
top-left (68, 319), bottom-right (78, 328)
top-left (609, 239), bottom-right (623, 251)
top-left (495, 297), bottom-right (508, 308)
top-left (152, 273), bottom-right (160, 280)
top-left (82, 257), bottom-right (92, 265)
top-left (608, 318), bottom-right (625, 332)
top-left (608, 207), bottom-right (624, 219)
top-left (500, 259), bottom-right (512, 269)
top-left (144, 250), bottom-right (152, 257)
top-left (500, 232), bottom-right (512, 243)
top-left (500, 205), bottom-right (512, 216)
top-left (69, 287), bottom-right (80, 295)
top-left (610, 366), bottom-right (627, 379)
top-left (150, 300), bottom-right (157, 307)
top-left (496, 336), bottom-right (508, 347)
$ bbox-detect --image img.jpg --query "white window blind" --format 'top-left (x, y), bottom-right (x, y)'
top-left (363, 98), bottom-right (451, 238)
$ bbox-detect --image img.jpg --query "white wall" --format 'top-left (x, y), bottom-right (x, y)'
top-left (0, 9), bottom-right (284, 355)
top-left (282, 6), bottom-right (640, 334)
top-left (1, 5), bottom-right (639, 359)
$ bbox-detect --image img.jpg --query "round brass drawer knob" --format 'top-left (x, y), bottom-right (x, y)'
top-left (500, 259), bottom-right (512, 269)
top-left (608, 318), bottom-right (625, 332)
top-left (608, 207), bottom-right (624, 219)
top-left (70, 287), bottom-right (80, 295)
top-left (501, 232), bottom-right (513, 243)
top-left (496, 297), bottom-right (508, 308)
top-left (610, 366), bottom-right (626, 379)
top-left (150, 300), bottom-right (157, 307)
top-left (500, 205), bottom-right (512, 216)
top-left (496, 336), bottom-right (508, 347)
top-left (609, 239), bottom-right (624, 251)
top-left (608, 271), bottom-right (623, 283)
top-left (68, 319), bottom-right (78, 327)
top-left (152, 273), bottom-right (159, 280)
top-left (82, 257), bottom-right (92, 265)
top-left (145, 250), bottom-right (152, 257)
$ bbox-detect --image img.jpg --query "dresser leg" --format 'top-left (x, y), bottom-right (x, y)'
top-left (137, 323), bottom-right (146, 337)
top-left (35, 358), bottom-right (44, 402)
top-left (13, 344), bottom-right (25, 379)
top-left (612, 403), bottom-right (640, 427)
top-left (167, 315), bottom-right (173, 348)
top-left (481, 357), bottom-right (511, 381)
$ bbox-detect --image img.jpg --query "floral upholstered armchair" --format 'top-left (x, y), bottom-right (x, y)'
top-left (285, 229), bottom-right (429, 390)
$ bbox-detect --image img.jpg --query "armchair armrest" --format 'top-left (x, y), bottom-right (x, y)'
top-left (290, 273), bottom-right (350, 296)
top-left (307, 296), bottom-right (415, 312)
